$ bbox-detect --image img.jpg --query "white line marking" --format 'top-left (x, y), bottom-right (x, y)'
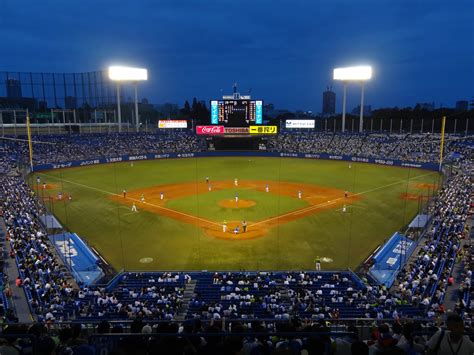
top-left (39, 173), bottom-right (222, 227)
top-left (250, 171), bottom-right (438, 227)
top-left (39, 170), bottom-right (437, 229)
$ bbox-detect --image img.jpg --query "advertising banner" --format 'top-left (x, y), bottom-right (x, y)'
top-left (158, 120), bottom-right (187, 128)
top-left (196, 125), bottom-right (225, 135)
top-left (285, 119), bottom-right (315, 129)
top-left (249, 126), bottom-right (278, 134)
top-left (32, 152), bottom-right (439, 172)
top-left (224, 127), bottom-right (250, 134)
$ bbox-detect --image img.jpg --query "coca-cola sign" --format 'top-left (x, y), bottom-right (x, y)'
top-left (196, 126), bottom-right (225, 135)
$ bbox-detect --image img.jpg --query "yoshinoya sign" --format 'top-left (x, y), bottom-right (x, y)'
top-left (249, 126), bottom-right (278, 134)
top-left (158, 120), bottom-right (188, 128)
top-left (285, 120), bottom-right (315, 129)
top-left (196, 126), bottom-right (225, 135)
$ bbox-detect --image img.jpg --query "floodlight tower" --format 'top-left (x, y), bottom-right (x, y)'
top-left (333, 66), bottom-right (372, 133)
top-left (108, 66), bottom-right (148, 133)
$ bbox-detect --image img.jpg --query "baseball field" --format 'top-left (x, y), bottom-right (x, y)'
top-left (33, 157), bottom-right (440, 271)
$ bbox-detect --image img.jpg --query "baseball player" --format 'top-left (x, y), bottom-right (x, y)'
top-left (208, 184), bottom-right (212, 191)
top-left (235, 193), bottom-right (239, 203)
top-left (344, 191), bottom-right (349, 198)
top-left (234, 177), bottom-right (238, 186)
top-left (206, 176), bottom-right (209, 184)
top-left (223, 220), bottom-right (227, 233)
top-left (131, 203), bottom-right (137, 212)
top-left (130, 162), bottom-right (134, 167)
top-left (140, 194), bottom-right (145, 203)
top-left (160, 192), bottom-right (164, 200)
top-left (342, 205), bottom-right (347, 213)
top-left (315, 256), bottom-right (321, 271)
top-left (123, 189), bottom-right (127, 198)
top-left (58, 192), bottom-right (63, 200)
top-left (298, 190), bottom-right (302, 199)
top-left (43, 182), bottom-right (47, 190)
top-left (242, 220), bottom-right (247, 233)
top-left (265, 184), bottom-right (269, 193)
top-left (349, 164), bottom-right (352, 169)
top-left (234, 226), bottom-right (240, 235)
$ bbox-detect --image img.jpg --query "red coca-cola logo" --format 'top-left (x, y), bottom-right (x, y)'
top-left (196, 126), bottom-right (225, 135)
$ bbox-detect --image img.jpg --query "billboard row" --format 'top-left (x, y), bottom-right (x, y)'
top-left (249, 126), bottom-right (278, 134)
top-left (285, 119), bottom-right (315, 129)
top-left (158, 120), bottom-right (188, 128)
top-left (196, 125), bottom-right (225, 135)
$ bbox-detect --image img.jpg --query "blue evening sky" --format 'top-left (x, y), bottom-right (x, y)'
top-left (0, 0), bottom-right (472, 112)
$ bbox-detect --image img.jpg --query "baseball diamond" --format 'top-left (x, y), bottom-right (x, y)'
top-left (37, 156), bottom-right (440, 271)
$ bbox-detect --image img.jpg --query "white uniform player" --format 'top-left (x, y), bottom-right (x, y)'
top-left (208, 184), bottom-right (212, 191)
top-left (235, 194), bottom-right (239, 203)
top-left (223, 221), bottom-right (227, 233)
top-left (265, 184), bottom-right (269, 193)
top-left (131, 203), bottom-right (137, 212)
top-left (298, 190), bottom-right (302, 199)
top-left (234, 178), bottom-right (238, 186)
top-left (342, 205), bottom-right (347, 213)
top-left (160, 192), bottom-right (164, 200)
top-left (140, 194), bottom-right (145, 203)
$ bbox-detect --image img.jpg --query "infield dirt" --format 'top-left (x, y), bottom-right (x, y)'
top-left (109, 180), bottom-right (360, 240)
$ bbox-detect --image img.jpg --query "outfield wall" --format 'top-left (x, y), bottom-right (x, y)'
top-left (31, 151), bottom-right (439, 172)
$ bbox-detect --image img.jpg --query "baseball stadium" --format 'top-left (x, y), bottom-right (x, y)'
top-left (0, 4), bottom-right (473, 353)
top-left (0, 74), bottom-right (473, 351)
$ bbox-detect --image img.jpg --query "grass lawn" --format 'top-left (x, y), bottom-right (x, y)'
top-left (35, 157), bottom-right (440, 271)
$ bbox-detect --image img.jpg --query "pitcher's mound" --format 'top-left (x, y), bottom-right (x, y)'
top-left (219, 199), bottom-right (256, 209)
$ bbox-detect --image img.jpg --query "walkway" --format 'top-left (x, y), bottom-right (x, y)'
top-left (0, 219), bottom-right (34, 323)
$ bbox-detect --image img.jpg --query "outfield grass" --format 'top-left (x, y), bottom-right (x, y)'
top-left (35, 157), bottom-right (440, 271)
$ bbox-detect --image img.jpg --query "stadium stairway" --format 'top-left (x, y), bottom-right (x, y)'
top-left (174, 279), bottom-right (197, 321)
top-left (0, 218), bottom-right (34, 323)
top-left (444, 221), bottom-right (473, 311)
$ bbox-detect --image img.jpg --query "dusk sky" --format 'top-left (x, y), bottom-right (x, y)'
top-left (0, 0), bottom-right (472, 112)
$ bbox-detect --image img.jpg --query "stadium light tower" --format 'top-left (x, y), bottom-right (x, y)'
top-left (333, 66), bottom-right (372, 133)
top-left (108, 66), bottom-right (148, 133)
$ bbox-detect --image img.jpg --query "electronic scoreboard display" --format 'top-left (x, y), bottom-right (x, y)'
top-left (211, 100), bottom-right (263, 127)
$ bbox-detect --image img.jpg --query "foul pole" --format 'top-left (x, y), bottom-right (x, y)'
top-left (438, 116), bottom-right (446, 171)
top-left (26, 112), bottom-right (34, 170)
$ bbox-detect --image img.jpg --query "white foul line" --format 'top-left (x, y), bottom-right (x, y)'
top-left (39, 170), bottom-right (437, 229)
top-left (39, 172), bottom-right (222, 227)
top-left (249, 171), bottom-right (438, 227)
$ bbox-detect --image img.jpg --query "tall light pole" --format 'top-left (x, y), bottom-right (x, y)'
top-left (342, 83), bottom-right (347, 132)
top-left (359, 83), bottom-right (365, 132)
top-left (134, 82), bottom-right (139, 132)
top-left (334, 66), bottom-right (373, 133)
top-left (108, 66), bottom-right (148, 133)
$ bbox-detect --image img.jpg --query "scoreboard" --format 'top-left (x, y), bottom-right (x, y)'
top-left (211, 100), bottom-right (263, 127)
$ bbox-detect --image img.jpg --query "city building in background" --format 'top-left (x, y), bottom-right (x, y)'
top-left (0, 71), bottom-right (118, 111)
top-left (322, 87), bottom-right (336, 116)
top-left (6, 78), bottom-right (22, 99)
top-left (456, 100), bottom-right (468, 111)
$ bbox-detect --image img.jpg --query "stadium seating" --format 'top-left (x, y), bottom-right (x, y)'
top-left (0, 131), bottom-right (472, 331)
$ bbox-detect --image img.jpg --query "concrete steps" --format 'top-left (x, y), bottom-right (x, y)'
top-left (175, 280), bottom-right (197, 321)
